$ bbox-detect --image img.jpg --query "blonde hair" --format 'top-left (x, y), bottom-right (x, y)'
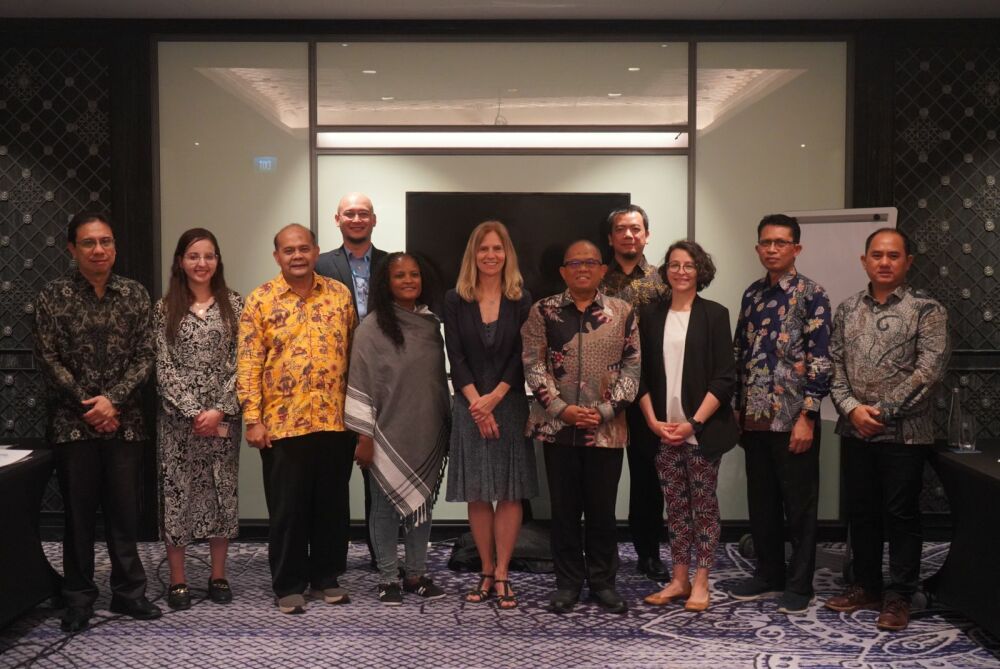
top-left (456, 220), bottom-right (524, 302)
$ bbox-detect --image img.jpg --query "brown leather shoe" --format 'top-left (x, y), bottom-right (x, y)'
top-left (643, 585), bottom-right (691, 606)
top-left (876, 595), bottom-right (910, 631)
top-left (825, 584), bottom-right (881, 613)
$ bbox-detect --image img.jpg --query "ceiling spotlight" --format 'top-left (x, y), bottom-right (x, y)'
top-left (381, 96), bottom-right (395, 101)
top-left (800, 143), bottom-right (806, 148)
top-left (362, 69), bottom-right (377, 75)
top-left (341, 43), bottom-right (349, 47)
top-left (660, 44), bottom-right (669, 47)
top-left (607, 92), bottom-right (622, 97)
top-left (627, 67), bottom-right (640, 72)
top-left (194, 141), bottom-right (200, 147)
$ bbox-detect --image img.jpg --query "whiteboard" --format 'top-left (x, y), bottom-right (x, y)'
top-left (785, 207), bottom-right (898, 421)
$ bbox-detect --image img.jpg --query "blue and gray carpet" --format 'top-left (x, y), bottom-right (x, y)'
top-left (1, 541), bottom-right (997, 668)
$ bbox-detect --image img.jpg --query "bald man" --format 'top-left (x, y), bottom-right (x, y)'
top-left (316, 193), bottom-right (388, 569)
top-left (521, 240), bottom-right (641, 614)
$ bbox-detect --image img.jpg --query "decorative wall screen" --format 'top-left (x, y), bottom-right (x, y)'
top-left (1, 47), bottom-right (112, 510)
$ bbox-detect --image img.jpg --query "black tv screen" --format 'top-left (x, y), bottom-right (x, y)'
top-left (405, 191), bottom-right (630, 313)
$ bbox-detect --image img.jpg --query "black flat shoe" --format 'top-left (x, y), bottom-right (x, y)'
top-left (208, 578), bottom-right (233, 604)
top-left (589, 588), bottom-right (628, 614)
top-left (167, 583), bottom-right (192, 610)
top-left (60, 607), bottom-right (92, 633)
top-left (547, 589), bottom-right (579, 614)
top-left (109, 595), bottom-right (162, 620)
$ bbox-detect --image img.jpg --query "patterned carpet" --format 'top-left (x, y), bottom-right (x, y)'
top-left (1, 540), bottom-right (998, 669)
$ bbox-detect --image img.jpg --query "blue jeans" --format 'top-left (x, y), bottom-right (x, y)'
top-left (367, 475), bottom-right (433, 583)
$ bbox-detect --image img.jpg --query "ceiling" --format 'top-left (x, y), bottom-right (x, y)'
top-left (1, 0), bottom-right (999, 20)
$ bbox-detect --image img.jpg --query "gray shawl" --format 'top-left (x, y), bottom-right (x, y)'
top-left (345, 304), bottom-right (451, 527)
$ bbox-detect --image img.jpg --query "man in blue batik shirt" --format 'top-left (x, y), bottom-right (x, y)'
top-left (728, 214), bottom-right (832, 616)
top-left (316, 192), bottom-right (388, 569)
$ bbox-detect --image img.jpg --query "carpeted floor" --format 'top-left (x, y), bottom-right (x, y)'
top-left (1, 540), bottom-right (998, 669)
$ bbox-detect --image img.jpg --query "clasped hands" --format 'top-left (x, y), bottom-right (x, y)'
top-left (82, 395), bottom-right (119, 433)
top-left (470, 392), bottom-right (502, 439)
top-left (560, 405), bottom-right (602, 429)
top-left (848, 405), bottom-right (884, 439)
top-left (647, 420), bottom-right (695, 446)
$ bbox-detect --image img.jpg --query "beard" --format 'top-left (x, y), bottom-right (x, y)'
top-left (617, 249), bottom-right (639, 261)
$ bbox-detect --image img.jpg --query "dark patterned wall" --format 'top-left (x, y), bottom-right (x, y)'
top-left (1, 47), bottom-right (112, 511)
top-left (893, 46), bottom-right (1000, 513)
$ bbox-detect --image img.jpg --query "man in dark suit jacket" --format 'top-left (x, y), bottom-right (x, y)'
top-left (315, 192), bottom-right (388, 569)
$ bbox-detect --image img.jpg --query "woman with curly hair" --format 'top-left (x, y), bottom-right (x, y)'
top-left (636, 240), bottom-right (739, 612)
top-left (155, 228), bottom-right (243, 610)
top-left (345, 252), bottom-right (451, 606)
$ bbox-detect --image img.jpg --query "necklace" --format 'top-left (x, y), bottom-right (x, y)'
top-left (191, 297), bottom-right (215, 317)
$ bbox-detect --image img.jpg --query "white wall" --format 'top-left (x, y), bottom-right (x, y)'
top-left (318, 154), bottom-right (688, 520)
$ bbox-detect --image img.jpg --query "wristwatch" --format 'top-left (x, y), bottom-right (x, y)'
top-left (687, 417), bottom-right (705, 435)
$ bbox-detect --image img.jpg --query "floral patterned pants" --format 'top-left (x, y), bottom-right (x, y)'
top-left (655, 442), bottom-right (721, 569)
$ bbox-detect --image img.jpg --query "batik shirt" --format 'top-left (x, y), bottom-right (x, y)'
top-left (33, 271), bottom-right (154, 443)
top-left (237, 272), bottom-right (357, 440)
top-left (601, 256), bottom-right (669, 309)
top-left (521, 290), bottom-right (640, 448)
top-left (733, 268), bottom-right (832, 432)
top-left (830, 284), bottom-right (949, 445)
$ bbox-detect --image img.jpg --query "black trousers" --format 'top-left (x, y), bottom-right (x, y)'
top-left (625, 406), bottom-right (665, 561)
top-left (544, 443), bottom-right (624, 592)
top-left (842, 437), bottom-right (926, 597)
top-left (742, 429), bottom-right (820, 597)
top-left (260, 430), bottom-right (355, 598)
top-left (53, 438), bottom-right (147, 609)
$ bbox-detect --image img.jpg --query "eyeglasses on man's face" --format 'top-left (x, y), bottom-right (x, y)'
top-left (756, 239), bottom-right (795, 250)
top-left (76, 237), bottom-right (115, 250)
top-left (667, 262), bottom-right (697, 274)
top-left (562, 259), bottom-right (602, 270)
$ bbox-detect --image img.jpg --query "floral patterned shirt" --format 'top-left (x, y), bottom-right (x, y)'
top-left (601, 256), bottom-right (669, 309)
top-left (237, 272), bottom-right (357, 440)
top-left (830, 284), bottom-right (950, 445)
top-left (733, 268), bottom-right (832, 432)
top-left (521, 290), bottom-right (640, 448)
top-left (33, 271), bottom-right (154, 443)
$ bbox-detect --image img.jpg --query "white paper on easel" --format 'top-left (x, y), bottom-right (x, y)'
top-left (0, 449), bottom-right (32, 468)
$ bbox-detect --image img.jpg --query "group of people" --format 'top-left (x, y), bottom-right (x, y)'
top-left (33, 193), bottom-right (948, 636)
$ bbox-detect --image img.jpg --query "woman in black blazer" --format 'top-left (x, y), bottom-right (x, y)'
top-left (444, 221), bottom-right (538, 610)
top-left (637, 240), bottom-right (738, 612)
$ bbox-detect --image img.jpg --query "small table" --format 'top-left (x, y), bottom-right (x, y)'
top-left (0, 449), bottom-right (60, 629)
top-left (926, 439), bottom-right (1000, 639)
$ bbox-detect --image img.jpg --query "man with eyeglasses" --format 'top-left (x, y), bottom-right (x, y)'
top-left (728, 213), bottom-right (832, 616)
top-left (522, 240), bottom-right (641, 615)
top-left (34, 211), bottom-right (161, 633)
top-left (315, 192), bottom-right (387, 570)
top-left (600, 204), bottom-right (670, 583)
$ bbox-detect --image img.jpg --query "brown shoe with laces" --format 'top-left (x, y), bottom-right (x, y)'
top-left (876, 595), bottom-right (910, 631)
top-left (825, 584), bottom-right (881, 613)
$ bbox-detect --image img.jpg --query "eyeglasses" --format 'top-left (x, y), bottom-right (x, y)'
top-left (340, 210), bottom-right (372, 221)
top-left (667, 262), bottom-right (697, 274)
top-left (76, 237), bottom-right (115, 250)
top-left (184, 253), bottom-right (218, 263)
top-left (562, 259), bottom-right (602, 270)
top-left (757, 239), bottom-right (795, 250)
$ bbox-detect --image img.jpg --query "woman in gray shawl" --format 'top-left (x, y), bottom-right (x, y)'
top-left (345, 252), bottom-right (451, 606)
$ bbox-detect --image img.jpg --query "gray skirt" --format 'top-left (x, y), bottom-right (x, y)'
top-left (445, 391), bottom-right (539, 503)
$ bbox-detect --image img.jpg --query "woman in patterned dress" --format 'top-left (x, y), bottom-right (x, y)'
top-left (155, 228), bottom-right (243, 610)
top-left (444, 221), bottom-right (537, 610)
top-left (635, 240), bottom-right (739, 612)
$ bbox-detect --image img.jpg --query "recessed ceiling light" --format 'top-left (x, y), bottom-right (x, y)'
top-left (507, 88), bottom-right (518, 93)
top-left (362, 69), bottom-right (377, 75)
top-left (607, 92), bottom-right (622, 97)
top-left (627, 67), bottom-right (640, 72)
top-left (381, 96), bottom-right (395, 101)
top-left (800, 143), bottom-right (807, 148)
top-left (660, 44), bottom-right (669, 48)
top-left (341, 43), bottom-right (349, 47)
top-left (194, 141), bottom-right (200, 146)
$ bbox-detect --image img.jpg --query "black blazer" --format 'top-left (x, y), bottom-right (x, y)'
top-left (443, 288), bottom-right (532, 395)
top-left (315, 244), bottom-right (388, 316)
top-left (637, 295), bottom-right (739, 461)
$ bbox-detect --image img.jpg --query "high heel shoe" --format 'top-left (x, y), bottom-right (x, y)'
top-left (643, 586), bottom-right (692, 606)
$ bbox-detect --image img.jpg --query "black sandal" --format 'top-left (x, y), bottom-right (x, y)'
top-left (495, 579), bottom-right (518, 610)
top-left (465, 573), bottom-right (494, 603)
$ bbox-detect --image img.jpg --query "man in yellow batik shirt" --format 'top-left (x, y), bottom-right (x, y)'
top-left (237, 224), bottom-right (358, 615)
